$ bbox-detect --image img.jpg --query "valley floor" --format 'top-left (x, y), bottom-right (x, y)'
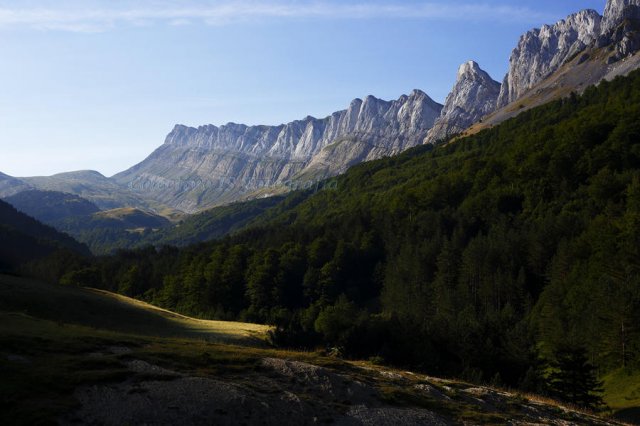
top-left (0, 275), bottom-right (629, 425)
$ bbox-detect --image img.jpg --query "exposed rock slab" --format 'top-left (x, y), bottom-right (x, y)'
top-left (112, 91), bottom-right (442, 213)
top-left (60, 357), bottom-right (618, 425)
top-left (497, 9), bottom-right (602, 108)
top-left (425, 61), bottom-right (501, 143)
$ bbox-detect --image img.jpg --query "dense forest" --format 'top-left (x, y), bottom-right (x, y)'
top-left (27, 70), bottom-right (640, 405)
top-left (3, 191), bottom-right (288, 255)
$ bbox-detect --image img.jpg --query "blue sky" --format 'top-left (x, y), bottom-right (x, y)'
top-left (0, 0), bottom-right (605, 177)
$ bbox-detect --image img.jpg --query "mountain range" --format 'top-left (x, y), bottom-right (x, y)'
top-left (5, 2), bottom-right (640, 423)
top-left (2, 0), bottom-right (640, 215)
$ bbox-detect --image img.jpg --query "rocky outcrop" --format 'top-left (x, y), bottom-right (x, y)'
top-left (113, 91), bottom-right (442, 212)
top-left (496, 1), bottom-right (640, 109)
top-left (425, 61), bottom-right (500, 143)
top-left (7, 1), bottom-right (640, 216)
top-left (602, 0), bottom-right (640, 35)
top-left (496, 9), bottom-right (602, 108)
top-left (599, 0), bottom-right (640, 63)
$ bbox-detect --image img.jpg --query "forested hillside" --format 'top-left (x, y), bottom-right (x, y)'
top-left (42, 70), bottom-right (640, 404)
top-left (0, 199), bottom-right (89, 273)
top-left (4, 190), bottom-right (100, 223)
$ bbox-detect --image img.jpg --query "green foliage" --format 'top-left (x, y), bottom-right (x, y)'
top-left (314, 295), bottom-right (360, 347)
top-left (42, 70), bottom-right (640, 391)
top-left (56, 196), bottom-right (288, 255)
top-left (0, 199), bottom-right (90, 275)
top-left (4, 190), bottom-right (99, 223)
top-left (547, 346), bottom-right (605, 410)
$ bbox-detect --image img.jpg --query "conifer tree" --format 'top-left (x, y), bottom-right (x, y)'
top-left (547, 346), bottom-right (605, 410)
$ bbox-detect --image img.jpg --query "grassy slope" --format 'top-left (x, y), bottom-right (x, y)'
top-left (0, 275), bottom-right (624, 425)
top-left (0, 274), bottom-right (269, 345)
top-left (0, 311), bottom-right (278, 424)
top-left (1, 313), bottom-right (618, 426)
top-left (604, 369), bottom-right (640, 423)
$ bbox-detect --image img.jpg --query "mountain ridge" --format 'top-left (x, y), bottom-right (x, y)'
top-left (111, 90), bottom-right (443, 213)
top-left (425, 60), bottom-right (501, 144)
top-left (3, 0), bottom-right (640, 215)
top-left (107, 0), bottom-right (640, 213)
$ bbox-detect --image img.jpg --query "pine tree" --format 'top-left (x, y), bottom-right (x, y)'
top-left (547, 346), bottom-right (605, 410)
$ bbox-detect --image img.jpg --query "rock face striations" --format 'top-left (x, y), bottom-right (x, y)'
top-left (100, 0), bottom-right (640, 213)
top-left (599, 0), bottom-right (640, 62)
top-left (496, 1), bottom-right (640, 109)
top-left (5, 0), bottom-right (640, 215)
top-left (112, 91), bottom-right (442, 212)
top-left (425, 61), bottom-right (500, 144)
top-left (496, 9), bottom-right (602, 108)
top-left (602, 0), bottom-right (640, 35)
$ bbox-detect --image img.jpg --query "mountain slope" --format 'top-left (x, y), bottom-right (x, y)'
top-left (425, 61), bottom-right (501, 143)
top-left (0, 171), bottom-right (31, 197)
top-left (18, 170), bottom-right (156, 211)
top-left (0, 199), bottom-right (90, 271)
top-left (602, 0), bottom-right (640, 35)
top-left (51, 69), bottom-right (640, 420)
top-left (105, 1), bottom-right (640, 214)
top-left (464, 0), bottom-right (640, 137)
top-left (4, 190), bottom-right (100, 224)
top-left (496, 9), bottom-right (603, 108)
top-left (112, 91), bottom-right (442, 213)
top-left (0, 274), bottom-right (269, 342)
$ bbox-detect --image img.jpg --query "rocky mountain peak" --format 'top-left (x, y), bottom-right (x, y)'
top-left (602, 0), bottom-right (640, 35)
top-left (164, 124), bottom-right (199, 146)
top-left (599, 0), bottom-right (640, 62)
top-left (496, 9), bottom-right (602, 108)
top-left (114, 92), bottom-right (442, 212)
top-left (425, 61), bottom-right (500, 144)
top-left (457, 60), bottom-right (482, 79)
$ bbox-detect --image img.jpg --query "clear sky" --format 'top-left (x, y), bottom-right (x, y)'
top-left (0, 0), bottom-right (605, 177)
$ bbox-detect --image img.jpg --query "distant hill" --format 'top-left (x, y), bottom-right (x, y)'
top-left (139, 195), bottom-right (287, 248)
top-left (4, 190), bottom-right (100, 224)
top-left (54, 207), bottom-right (172, 254)
top-left (18, 170), bottom-right (156, 211)
top-left (2, 191), bottom-right (177, 255)
top-left (49, 196), bottom-right (287, 255)
top-left (91, 207), bottom-right (171, 229)
top-left (0, 199), bottom-right (90, 271)
top-left (0, 171), bottom-right (31, 197)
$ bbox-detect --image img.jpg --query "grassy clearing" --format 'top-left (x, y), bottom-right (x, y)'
top-left (603, 368), bottom-right (640, 423)
top-left (0, 274), bottom-right (627, 425)
top-left (0, 311), bottom-right (623, 425)
top-left (0, 275), bottom-right (323, 424)
top-left (0, 311), bottom-right (327, 425)
top-left (0, 274), bottom-right (271, 345)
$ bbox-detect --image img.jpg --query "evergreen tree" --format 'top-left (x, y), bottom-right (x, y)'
top-left (547, 346), bottom-right (605, 410)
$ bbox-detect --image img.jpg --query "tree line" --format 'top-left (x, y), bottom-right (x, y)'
top-left (29, 70), bottom-right (640, 409)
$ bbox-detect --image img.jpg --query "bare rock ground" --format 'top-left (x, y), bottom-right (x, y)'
top-left (60, 354), bottom-right (620, 425)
